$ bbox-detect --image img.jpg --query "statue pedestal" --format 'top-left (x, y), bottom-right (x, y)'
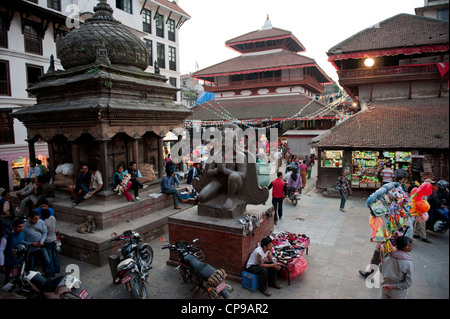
top-left (197, 195), bottom-right (247, 219)
top-left (167, 205), bottom-right (274, 280)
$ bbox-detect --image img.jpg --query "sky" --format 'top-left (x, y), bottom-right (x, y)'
top-left (177, 0), bottom-right (425, 83)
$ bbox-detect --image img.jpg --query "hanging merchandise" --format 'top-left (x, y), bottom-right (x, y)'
top-left (238, 210), bottom-right (273, 236)
top-left (365, 182), bottom-right (413, 258)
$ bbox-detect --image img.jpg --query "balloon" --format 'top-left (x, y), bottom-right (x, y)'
top-left (416, 212), bottom-right (429, 223)
top-left (410, 187), bottom-right (420, 202)
top-left (407, 202), bottom-right (417, 215)
top-left (369, 216), bottom-right (383, 237)
top-left (414, 200), bottom-right (430, 214)
top-left (417, 182), bottom-right (433, 197)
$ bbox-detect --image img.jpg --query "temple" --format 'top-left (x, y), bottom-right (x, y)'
top-left (188, 17), bottom-right (335, 140)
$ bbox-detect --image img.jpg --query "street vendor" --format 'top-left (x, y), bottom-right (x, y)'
top-left (246, 237), bottom-right (281, 297)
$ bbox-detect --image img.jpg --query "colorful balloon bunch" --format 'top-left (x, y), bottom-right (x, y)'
top-left (408, 182), bottom-right (433, 222)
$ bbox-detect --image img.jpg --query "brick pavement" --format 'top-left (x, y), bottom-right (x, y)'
top-left (1, 161), bottom-right (448, 300)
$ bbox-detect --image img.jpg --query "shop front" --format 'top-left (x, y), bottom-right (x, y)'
top-left (316, 147), bottom-right (440, 190)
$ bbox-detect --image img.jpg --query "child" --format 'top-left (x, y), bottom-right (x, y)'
top-left (380, 236), bottom-right (414, 299)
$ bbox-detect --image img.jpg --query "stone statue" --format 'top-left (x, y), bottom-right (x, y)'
top-left (154, 60), bottom-right (160, 74)
top-left (95, 43), bottom-right (110, 66)
top-left (46, 54), bottom-right (55, 73)
top-left (192, 124), bottom-right (269, 218)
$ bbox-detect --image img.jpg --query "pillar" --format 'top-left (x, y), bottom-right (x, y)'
top-left (96, 138), bottom-right (110, 190)
top-left (158, 135), bottom-right (164, 178)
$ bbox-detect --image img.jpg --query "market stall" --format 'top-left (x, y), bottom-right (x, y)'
top-left (365, 182), bottom-right (413, 259)
top-left (272, 231), bottom-right (310, 285)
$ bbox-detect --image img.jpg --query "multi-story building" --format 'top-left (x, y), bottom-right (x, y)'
top-left (415, 0), bottom-right (449, 21)
top-left (312, 13), bottom-right (449, 188)
top-left (0, 0), bottom-right (190, 191)
top-left (188, 17), bottom-right (336, 155)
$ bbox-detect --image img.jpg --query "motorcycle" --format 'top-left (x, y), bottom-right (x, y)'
top-left (109, 230), bottom-right (153, 299)
top-left (162, 239), bottom-right (232, 299)
top-left (288, 187), bottom-right (301, 206)
top-left (2, 244), bottom-right (92, 299)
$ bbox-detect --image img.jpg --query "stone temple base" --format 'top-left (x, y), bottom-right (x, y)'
top-left (166, 205), bottom-right (274, 280)
top-left (197, 195), bottom-right (247, 219)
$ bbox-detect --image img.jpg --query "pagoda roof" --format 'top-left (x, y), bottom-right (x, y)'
top-left (188, 93), bottom-right (338, 122)
top-left (328, 13), bottom-right (449, 61)
top-left (225, 27), bottom-right (306, 53)
top-left (311, 97), bottom-right (449, 150)
top-left (193, 49), bottom-right (332, 84)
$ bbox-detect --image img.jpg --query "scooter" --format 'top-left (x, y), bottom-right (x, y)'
top-left (288, 187), bottom-right (301, 206)
top-left (162, 239), bottom-right (232, 299)
top-left (109, 230), bottom-right (153, 299)
top-left (2, 244), bottom-right (92, 299)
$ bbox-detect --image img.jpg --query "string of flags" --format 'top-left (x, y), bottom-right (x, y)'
top-left (183, 91), bottom-right (353, 129)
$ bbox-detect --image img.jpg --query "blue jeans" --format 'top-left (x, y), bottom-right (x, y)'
top-left (74, 187), bottom-right (96, 205)
top-left (340, 192), bottom-right (347, 209)
top-left (163, 188), bottom-right (182, 206)
top-left (27, 247), bottom-right (53, 276)
top-left (44, 241), bottom-right (60, 274)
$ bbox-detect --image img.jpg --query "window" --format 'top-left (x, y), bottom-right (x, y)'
top-left (0, 60), bottom-right (11, 96)
top-left (157, 43), bottom-right (165, 69)
top-left (168, 19), bottom-right (175, 42)
top-left (169, 77), bottom-right (177, 101)
top-left (23, 20), bottom-right (42, 55)
top-left (116, 0), bottom-right (132, 14)
top-left (156, 13), bottom-right (164, 38)
top-left (26, 64), bottom-right (43, 98)
top-left (0, 13), bottom-right (7, 48)
top-left (145, 39), bottom-right (153, 66)
top-left (47, 0), bottom-right (61, 11)
top-left (142, 9), bottom-right (151, 33)
top-left (437, 9), bottom-right (449, 21)
top-left (0, 110), bottom-right (14, 144)
top-left (168, 46), bottom-right (176, 71)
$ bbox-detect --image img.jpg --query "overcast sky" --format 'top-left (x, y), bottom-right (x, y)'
top-left (177, 0), bottom-right (425, 83)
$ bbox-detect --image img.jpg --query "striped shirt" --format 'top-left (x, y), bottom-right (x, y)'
top-left (381, 168), bottom-right (394, 183)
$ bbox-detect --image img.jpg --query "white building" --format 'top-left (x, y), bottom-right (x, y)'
top-left (0, 0), bottom-right (190, 191)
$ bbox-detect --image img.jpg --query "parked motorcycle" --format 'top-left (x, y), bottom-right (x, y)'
top-left (288, 187), bottom-right (301, 206)
top-left (162, 239), bottom-right (232, 299)
top-left (2, 244), bottom-right (92, 299)
top-left (109, 230), bottom-right (153, 299)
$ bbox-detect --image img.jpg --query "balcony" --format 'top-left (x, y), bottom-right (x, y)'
top-left (202, 74), bottom-right (325, 94)
top-left (338, 63), bottom-right (442, 86)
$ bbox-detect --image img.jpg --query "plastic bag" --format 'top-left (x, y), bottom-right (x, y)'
top-left (55, 163), bottom-right (74, 176)
top-left (281, 256), bottom-right (307, 279)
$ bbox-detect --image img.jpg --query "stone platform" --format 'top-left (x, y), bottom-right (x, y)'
top-left (11, 182), bottom-right (195, 266)
top-left (167, 205), bottom-right (274, 280)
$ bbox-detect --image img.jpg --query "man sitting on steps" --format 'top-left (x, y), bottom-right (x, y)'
top-left (161, 171), bottom-right (188, 209)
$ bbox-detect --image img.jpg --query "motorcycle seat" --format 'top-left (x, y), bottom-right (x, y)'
top-left (30, 274), bottom-right (65, 292)
top-left (184, 254), bottom-right (216, 280)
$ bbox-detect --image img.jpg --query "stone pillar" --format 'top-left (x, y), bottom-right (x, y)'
top-left (69, 139), bottom-right (79, 177)
top-left (46, 140), bottom-right (56, 182)
top-left (157, 135), bottom-right (164, 178)
top-left (97, 138), bottom-right (110, 190)
top-left (27, 138), bottom-right (36, 164)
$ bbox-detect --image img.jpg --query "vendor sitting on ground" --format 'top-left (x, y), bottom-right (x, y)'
top-left (245, 236), bottom-right (281, 297)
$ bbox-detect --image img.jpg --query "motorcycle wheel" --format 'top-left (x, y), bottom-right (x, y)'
top-left (291, 198), bottom-right (298, 206)
top-left (130, 273), bottom-right (148, 299)
top-left (139, 244), bottom-right (153, 268)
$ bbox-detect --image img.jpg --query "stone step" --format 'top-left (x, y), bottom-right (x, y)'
top-left (58, 201), bottom-right (195, 266)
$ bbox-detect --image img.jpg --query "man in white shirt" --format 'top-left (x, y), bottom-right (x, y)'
top-left (245, 237), bottom-right (281, 296)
